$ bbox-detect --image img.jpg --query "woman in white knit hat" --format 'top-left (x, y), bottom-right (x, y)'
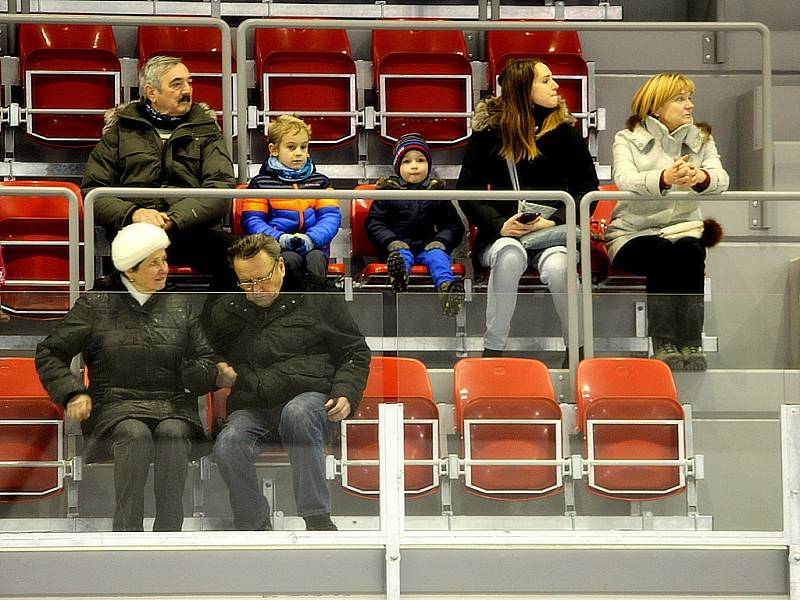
top-left (36, 223), bottom-right (236, 531)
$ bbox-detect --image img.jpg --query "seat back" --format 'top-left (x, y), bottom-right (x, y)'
top-left (138, 25), bottom-right (232, 122)
top-left (576, 357), bottom-right (686, 499)
top-left (372, 27), bottom-right (472, 144)
top-left (254, 26), bottom-right (356, 146)
top-left (0, 357), bottom-right (65, 501)
top-left (486, 28), bottom-right (586, 118)
top-left (350, 184), bottom-right (378, 259)
top-left (342, 356), bottom-right (439, 497)
top-left (0, 181), bottom-right (83, 315)
top-left (454, 358), bottom-right (562, 498)
top-left (19, 24), bottom-right (121, 145)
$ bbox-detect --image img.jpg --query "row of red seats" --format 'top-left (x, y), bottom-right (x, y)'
top-left (0, 355), bottom-right (695, 509)
top-left (10, 23), bottom-right (588, 147)
top-left (0, 180), bottom-right (630, 316)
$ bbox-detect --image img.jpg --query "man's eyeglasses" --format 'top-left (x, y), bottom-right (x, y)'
top-left (237, 259), bottom-right (279, 291)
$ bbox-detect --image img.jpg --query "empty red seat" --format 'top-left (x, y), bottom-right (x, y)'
top-left (0, 181), bottom-right (83, 316)
top-left (486, 27), bottom-right (587, 127)
top-left (590, 184), bottom-right (646, 286)
top-left (372, 27), bottom-right (472, 145)
top-left (19, 24), bottom-right (121, 146)
top-left (576, 357), bottom-right (687, 500)
top-left (138, 25), bottom-right (234, 129)
top-left (351, 184), bottom-right (465, 287)
top-left (454, 358), bottom-right (562, 498)
top-left (341, 356), bottom-right (439, 497)
top-left (0, 357), bottom-right (66, 501)
top-left (254, 26), bottom-right (357, 146)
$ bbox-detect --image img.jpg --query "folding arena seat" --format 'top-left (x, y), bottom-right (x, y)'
top-left (254, 26), bottom-right (357, 146)
top-left (590, 184), bottom-right (646, 287)
top-left (350, 184), bottom-right (465, 288)
top-left (576, 357), bottom-right (695, 500)
top-left (138, 25), bottom-right (235, 129)
top-left (19, 24), bottom-right (121, 145)
top-left (453, 358), bottom-right (563, 499)
top-left (0, 180), bottom-right (83, 316)
top-left (372, 27), bottom-right (472, 145)
top-left (0, 357), bottom-right (67, 502)
top-left (340, 356), bottom-right (440, 497)
top-left (486, 28), bottom-right (588, 135)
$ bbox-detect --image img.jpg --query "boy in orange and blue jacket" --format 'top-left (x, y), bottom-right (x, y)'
top-left (242, 115), bottom-right (341, 277)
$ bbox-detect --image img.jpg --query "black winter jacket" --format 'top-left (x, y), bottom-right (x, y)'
top-left (81, 100), bottom-right (236, 233)
top-left (205, 269), bottom-right (371, 417)
top-left (364, 176), bottom-right (465, 259)
top-left (35, 274), bottom-right (219, 461)
top-left (457, 97), bottom-right (598, 265)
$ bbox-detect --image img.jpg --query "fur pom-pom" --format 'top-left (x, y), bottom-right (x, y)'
top-left (702, 218), bottom-right (723, 247)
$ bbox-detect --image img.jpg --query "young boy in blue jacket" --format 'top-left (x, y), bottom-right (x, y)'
top-left (242, 115), bottom-right (340, 277)
top-left (364, 133), bottom-right (465, 317)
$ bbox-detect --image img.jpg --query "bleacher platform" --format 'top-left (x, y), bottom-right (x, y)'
top-left (0, 2), bottom-right (798, 599)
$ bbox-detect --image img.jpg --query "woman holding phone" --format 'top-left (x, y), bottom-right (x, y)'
top-left (457, 58), bottom-right (598, 364)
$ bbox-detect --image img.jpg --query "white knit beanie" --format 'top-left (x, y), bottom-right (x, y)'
top-left (111, 222), bottom-right (171, 272)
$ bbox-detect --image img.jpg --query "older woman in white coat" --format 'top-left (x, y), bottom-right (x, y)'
top-left (605, 72), bottom-right (729, 371)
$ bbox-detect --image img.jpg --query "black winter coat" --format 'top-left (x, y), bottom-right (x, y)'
top-left (457, 97), bottom-right (598, 266)
top-left (205, 269), bottom-right (371, 417)
top-left (364, 176), bottom-right (465, 259)
top-left (35, 274), bottom-right (218, 462)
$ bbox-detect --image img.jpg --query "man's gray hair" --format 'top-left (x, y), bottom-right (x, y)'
top-left (139, 55), bottom-right (184, 97)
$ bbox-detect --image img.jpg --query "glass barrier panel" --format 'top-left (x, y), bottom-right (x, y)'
top-left (392, 288), bottom-right (787, 533)
top-left (0, 288), bottom-right (384, 533)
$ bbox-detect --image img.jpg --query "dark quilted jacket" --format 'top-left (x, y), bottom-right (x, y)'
top-left (35, 274), bottom-right (218, 461)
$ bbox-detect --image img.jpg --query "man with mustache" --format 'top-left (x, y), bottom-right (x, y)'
top-left (82, 55), bottom-right (237, 289)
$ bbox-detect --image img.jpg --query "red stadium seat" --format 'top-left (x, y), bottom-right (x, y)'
top-left (254, 26), bottom-right (357, 146)
top-left (138, 25), bottom-right (235, 132)
top-left (19, 24), bottom-right (121, 146)
top-left (372, 27), bottom-right (472, 145)
top-left (486, 27), bottom-right (588, 133)
top-left (350, 184), bottom-right (465, 287)
top-left (576, 357), bottom-right (689, 500)
top-left (0, 357), bottom-right (67, 502)
top-left (454, 358), bottom-right (563, 498)
top-left (340, 356), bottom-right (439, 497)
top-left (0, 181), bottom-right (83, 316)
top-left (591, 184), bottom-right (646, 287)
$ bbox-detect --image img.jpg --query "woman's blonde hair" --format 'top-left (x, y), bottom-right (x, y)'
top-left (267, 114), bottom-right (312, 146)
top-left (625, 72), bottom-right (710, 138)
top-left (497, 58), bottom-right (574, 162)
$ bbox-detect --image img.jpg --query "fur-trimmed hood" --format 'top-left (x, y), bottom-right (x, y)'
top-left (102, 100), bottom-right (218, 136)
top-left (470, 97), bottom-right (503, 132)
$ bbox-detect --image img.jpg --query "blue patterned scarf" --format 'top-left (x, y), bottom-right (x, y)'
top-left (267, 156), bottom-right (315, 182)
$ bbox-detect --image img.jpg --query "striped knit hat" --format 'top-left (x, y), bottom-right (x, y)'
top-left (392, 133), bottom-right (432, 176)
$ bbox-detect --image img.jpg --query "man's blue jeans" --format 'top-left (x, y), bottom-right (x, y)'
top-left (214, 391), bottom-right (332, 530)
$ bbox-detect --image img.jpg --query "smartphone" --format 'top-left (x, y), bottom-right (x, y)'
top-left (517, 212), bottom-right (540, 224)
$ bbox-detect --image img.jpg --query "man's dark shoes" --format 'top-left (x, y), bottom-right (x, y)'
top-left (386, 250), bottom-right (409, 293)
top-left (304, 513), bottom-right (338, 531)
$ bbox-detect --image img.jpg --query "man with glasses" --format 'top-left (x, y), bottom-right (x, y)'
top-left (205, 234), bottom-right (370, 531)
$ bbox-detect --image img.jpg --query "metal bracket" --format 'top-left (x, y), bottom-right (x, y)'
top-left (702, 32), bottom-right (726, 65)
top-left (749, 199), bottom-right (769, 230)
